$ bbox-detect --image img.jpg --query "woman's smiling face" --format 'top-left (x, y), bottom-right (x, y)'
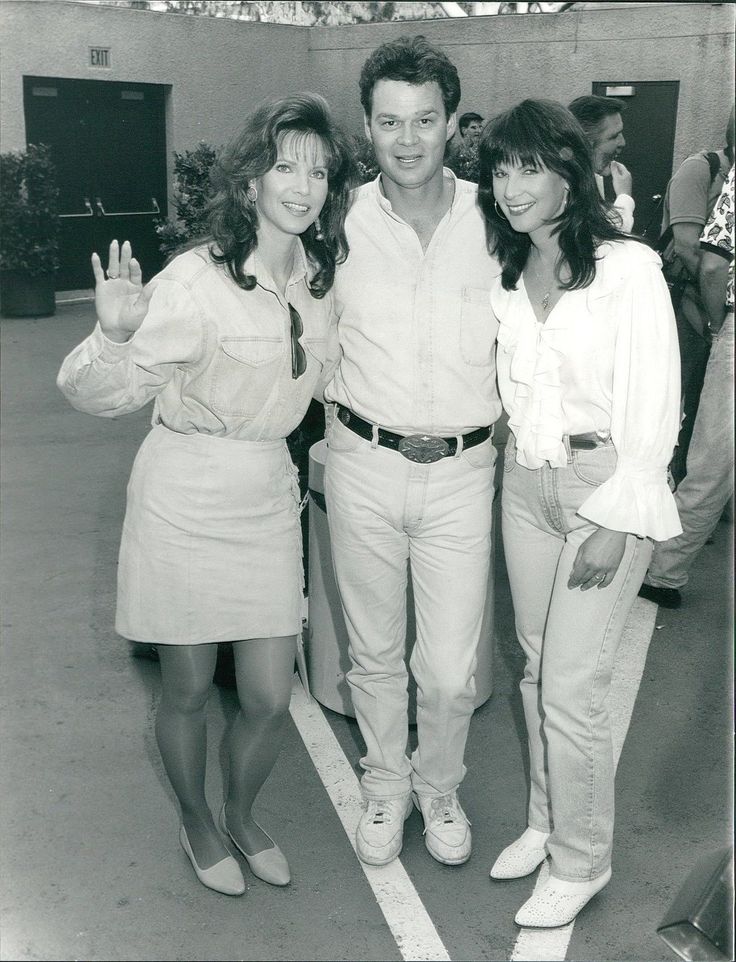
top-left (254, 130), bottom-right (329, 241)
top-left (492, 157), bottom-right (569, 240)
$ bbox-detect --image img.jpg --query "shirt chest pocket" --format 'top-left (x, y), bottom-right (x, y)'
top-left (460, 287), bottom-right (494, 367)
top-left (210, 336), bottom-right (284, 418)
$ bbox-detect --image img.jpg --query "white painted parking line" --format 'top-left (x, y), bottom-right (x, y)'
top-left (289, 677), bottom-right (452, 962)
top-left (510, 598), bottom-right (658, 961)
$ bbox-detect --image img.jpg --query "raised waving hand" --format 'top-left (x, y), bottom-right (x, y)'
top-left (92, 240), bottom-right (153, 343)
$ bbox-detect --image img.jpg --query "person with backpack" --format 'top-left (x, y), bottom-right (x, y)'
top-left (639, 163), bottom-right (735, 610)
top-left (656, 108), bottom-right (733, 483)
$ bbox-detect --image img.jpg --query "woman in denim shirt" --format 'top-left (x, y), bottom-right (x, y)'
top-left (58, 94), bottom-right (352, 896)
top-left (477, 100), bottom-right (681, 928)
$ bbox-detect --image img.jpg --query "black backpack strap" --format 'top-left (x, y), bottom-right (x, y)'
top-left (705, 151), bottom-right (721, 184)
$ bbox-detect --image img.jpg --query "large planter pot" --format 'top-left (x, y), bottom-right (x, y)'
top-left (0, 270), bottom-right (56, 317)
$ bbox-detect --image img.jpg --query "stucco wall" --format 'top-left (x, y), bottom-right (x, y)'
top-left (308, 2), bottom-right (735, 169)
top-left (2, 1), bottom-right (734, 186)
top-left (0, 0), bottom-right (309, 154)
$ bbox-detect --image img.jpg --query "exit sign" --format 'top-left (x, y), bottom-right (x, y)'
top-left (90, 47), bottom-right (111, 68)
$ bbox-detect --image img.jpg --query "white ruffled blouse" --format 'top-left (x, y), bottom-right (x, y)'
top-left (492, 239), bottom-right (682, 542)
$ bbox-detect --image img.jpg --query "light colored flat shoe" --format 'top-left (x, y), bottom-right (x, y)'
top-left (490, 828), bottom-right (549, 880)
top-left (514, 867), bottom-right (612, 927)
top-left (179, 825), bottom-right (245, 896)
top-left (220, 804), bottom-right (290, 887)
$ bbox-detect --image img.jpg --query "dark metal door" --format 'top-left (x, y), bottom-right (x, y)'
top-left (23, 76), bottom-right (168, 290)
top-left (592, 80), bottom-right (679, 236)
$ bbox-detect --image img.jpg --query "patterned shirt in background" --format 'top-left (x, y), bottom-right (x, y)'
top-left (700, 164), bottom-right (735, 310)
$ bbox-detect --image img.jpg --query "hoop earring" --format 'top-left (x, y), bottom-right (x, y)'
top-left (314, 217), bottom-right (324, 242)
top-left (246, 183), bottom-right (257, 203)
top-left (494, 199), bottom-right (507, 220)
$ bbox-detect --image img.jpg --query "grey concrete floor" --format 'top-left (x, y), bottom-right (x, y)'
top-left (1, 303), bottom-right (732, 962)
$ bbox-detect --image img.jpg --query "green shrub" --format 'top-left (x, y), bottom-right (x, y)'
top-left (156, 141), bottom-right (218, 257)
top-left (0, 144), bottom-right (60, 276)
top-left (349, 134), bottom-right (380, 185)
top-left (445, 139), bottom-right (480, 184)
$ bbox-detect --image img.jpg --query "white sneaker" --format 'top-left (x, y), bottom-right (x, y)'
top-left (490, 827), bottom-right (550, 880)
top-left (413, 791), bottom-right (471, 865)
top-left (356, 795), bottom-right (413, 866)
top-left (514, 867), bottom-right (612, 927)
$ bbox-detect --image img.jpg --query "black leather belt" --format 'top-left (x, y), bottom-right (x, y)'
top-left (336, 404), bottom-right (491, 464)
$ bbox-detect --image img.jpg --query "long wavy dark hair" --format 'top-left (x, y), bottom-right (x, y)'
top-left (208, 93), bottom-right (354, 298)
top-left (478, 99), bottom-right (631, 292)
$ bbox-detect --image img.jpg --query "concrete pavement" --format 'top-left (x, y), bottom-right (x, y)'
top-left (1, 302), bottom-right (732, 961)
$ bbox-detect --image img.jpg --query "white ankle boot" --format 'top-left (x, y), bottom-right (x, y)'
top-left (490, 827), bottom-right (549, 880)
top-left (515, 867), bottom-right (612, 927)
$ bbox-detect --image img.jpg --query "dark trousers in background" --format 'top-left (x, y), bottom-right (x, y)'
top-left (670, 308), bottom-right (710, 487)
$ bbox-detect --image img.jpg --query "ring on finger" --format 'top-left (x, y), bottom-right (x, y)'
top-left (107, 272), bottom-right (119, 279)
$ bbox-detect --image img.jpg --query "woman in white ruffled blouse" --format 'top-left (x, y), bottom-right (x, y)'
top-left (58, 94), bottom-right (352, 897)
top-left (477, 99), bottom-right (682, 928)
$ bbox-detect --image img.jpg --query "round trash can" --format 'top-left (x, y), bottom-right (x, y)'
top-left (306, 439), bottom-right (497, 721)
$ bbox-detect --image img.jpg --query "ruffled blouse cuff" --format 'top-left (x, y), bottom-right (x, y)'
top-left (576, 454), bottom-right (682, 541)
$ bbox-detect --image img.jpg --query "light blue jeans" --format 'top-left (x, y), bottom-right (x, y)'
top-left (324, 415), bottom-right (495, 799)
top-left (645, 311), bottom-right (734, 589)
top-left (501, 435), bottom-right (652, 881)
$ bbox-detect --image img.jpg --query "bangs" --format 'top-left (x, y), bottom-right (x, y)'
top-left (483, 100), bottom-right (573, 174)
top-left (485, 145), bottom-right (547, 172)
top-left (274, 127), bottom-right (341, 175)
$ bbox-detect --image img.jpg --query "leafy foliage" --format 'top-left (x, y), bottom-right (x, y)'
top-left (102, 1), bottom-right (461, 24)
top-left (445, 138), bottom-right (480, 183)
top-left (155, 141), bottom-right (218, 257)
top-left (95, 1), bottom-right (577, 20)
top-left (0, 144), bottom-right (60, 276)
top-left (349, 135), bottom-right (380, 185)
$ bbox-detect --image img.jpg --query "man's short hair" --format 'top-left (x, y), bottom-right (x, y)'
top-left (568, 95), bottom-right (626, 139)
top-left (459, 112), bottom-right (484, 135)
top-left (359, 35), bottom-right (461, 119)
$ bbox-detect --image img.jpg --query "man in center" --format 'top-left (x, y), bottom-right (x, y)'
top-left (323, 36), bottom-right (501, 867)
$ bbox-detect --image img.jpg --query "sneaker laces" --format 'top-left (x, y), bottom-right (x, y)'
top-left (426, 793), bottom-right (471, 829)
top-left (364, 798), bottom-right (402, 826)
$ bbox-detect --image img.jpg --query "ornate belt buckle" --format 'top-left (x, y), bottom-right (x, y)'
top-left (397, 434), bottom-right (450, 464)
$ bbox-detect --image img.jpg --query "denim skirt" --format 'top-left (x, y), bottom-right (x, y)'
top-left (115, 424), bottom-right (303, 644)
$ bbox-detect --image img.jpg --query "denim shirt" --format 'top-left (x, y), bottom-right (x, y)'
top-left (57, 242), bottom-right (334, 441)
top-left (324, 170), bottom-right (503, 436)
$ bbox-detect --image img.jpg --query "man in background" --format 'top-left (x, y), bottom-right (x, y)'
top-left (654, 109), bottom-right (733, 482)
top-left (639, 164), bottom-right (734, 610)
top-left (458, 111), bottom-right (484, 145)
top-left (569, 94), bottom-right (635, 232)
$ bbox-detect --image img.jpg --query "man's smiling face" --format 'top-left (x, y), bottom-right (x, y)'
top-left (365, 79), bottom-right (456, 192)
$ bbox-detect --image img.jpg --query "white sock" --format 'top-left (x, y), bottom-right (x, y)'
top-left (520, 827), bottom-right (550, 845)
